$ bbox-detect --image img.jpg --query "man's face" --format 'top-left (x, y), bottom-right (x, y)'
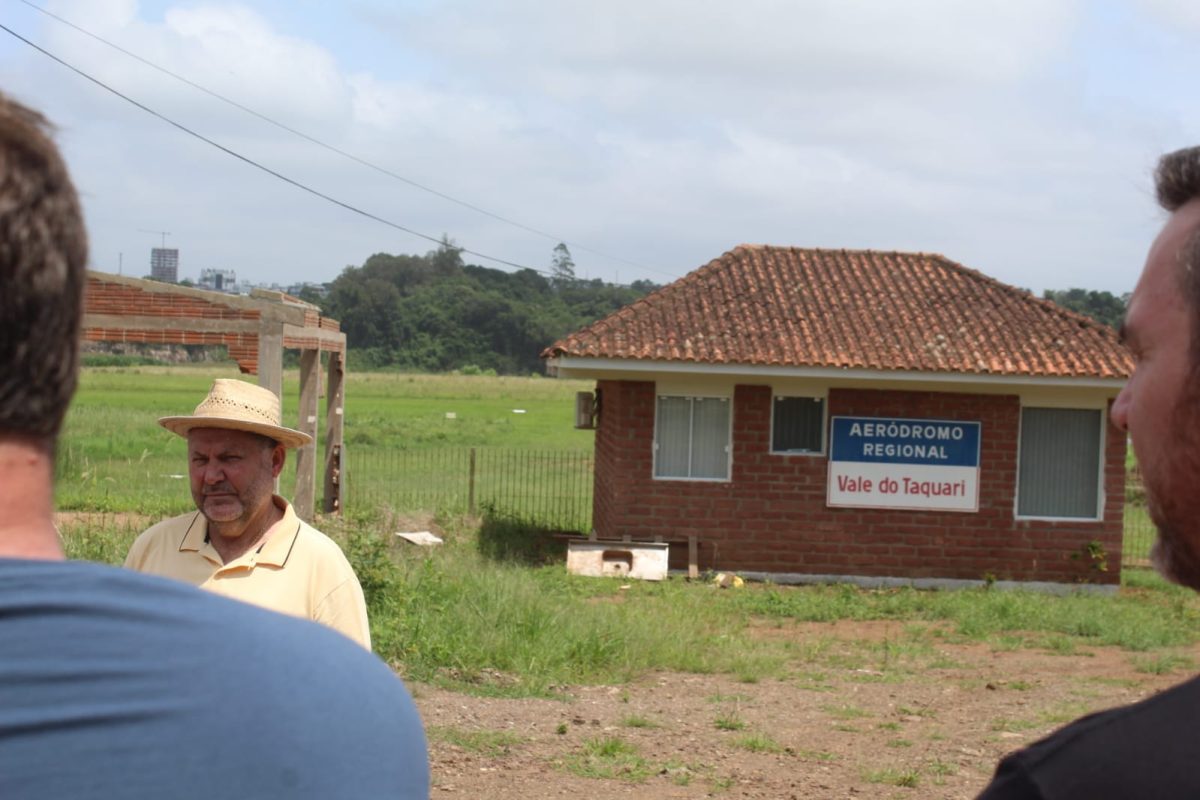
top-left (1112, 198), bottom-right (1200, 588)
top-left (187, 427), bottom-right (283, 535)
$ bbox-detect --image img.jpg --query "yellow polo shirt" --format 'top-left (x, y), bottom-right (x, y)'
top-left (124, 496), bottom-right (372, 650)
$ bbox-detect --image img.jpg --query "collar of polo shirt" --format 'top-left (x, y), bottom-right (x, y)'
top-left (178, 495), bottom-right (301, 569)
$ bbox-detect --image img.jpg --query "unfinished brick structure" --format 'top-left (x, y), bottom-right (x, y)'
top-left (83, 271), bottom-right (347, 519)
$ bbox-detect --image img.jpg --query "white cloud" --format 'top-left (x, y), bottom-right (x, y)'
top-left (0, 0), bottom-right (1184, 295)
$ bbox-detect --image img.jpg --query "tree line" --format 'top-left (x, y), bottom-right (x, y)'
top-left (311, 241), bottom-right (659, 374)
top-left (1041, 288), bottom-right (1127, 331)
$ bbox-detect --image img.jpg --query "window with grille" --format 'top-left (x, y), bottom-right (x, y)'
top-left (771, 396), bottom-right (825, 454)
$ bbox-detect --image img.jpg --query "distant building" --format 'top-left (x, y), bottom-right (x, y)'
top-left (150, 248), bottom-right (179, 283)
top-left (286, 282), bottom-right (329, 299)
top-left (199, 268), bottom-right (237, 293)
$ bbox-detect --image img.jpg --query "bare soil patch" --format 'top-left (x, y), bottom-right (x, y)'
top-left (415, 619), bottom-right (1200, 798)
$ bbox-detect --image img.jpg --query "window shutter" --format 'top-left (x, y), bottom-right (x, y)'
top-left (1018, 408), bottom-right (1101, 518)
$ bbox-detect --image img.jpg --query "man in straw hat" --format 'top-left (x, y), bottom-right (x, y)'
top-left (126, 378), bottom-right (372, 648)
top-left (0, 91), bottom-right (427, 796)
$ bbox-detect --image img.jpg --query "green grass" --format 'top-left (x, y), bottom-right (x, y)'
top-left (426, 726), bottom-right (524, 756)
top-left (706, 692), bottom-right (751, 704)
top-left (734, 577), bottom-right (1200, 652)
top-left (341, 518), bottom-right (791, 696)
top-left (1132, 652), bottom-right (1195, 675)
top-left (990, 716), bottom-right (1041, 733)
top-left (58, 517), bottom-right (143, 563)
top-left (562, 736), bottom-right (655, 782)
top-left (734, 732), bottom-right (784, 753)
top-left (618, 714), bottom-right (658, 729)
top-left (897, 705), bottom-right (937, 719)
top-left (342, 371), bottom-right (593, 450)
top-left (56, 511), bottom-right (1200, 699)
top-left (713, 712), bottom-right (746, 731)
top-left (56, 366), bottom-right (596, 526)
top-left (863, 766), bottom-right (921, 788)
top-left (823, 703), bottom-right (870, 720)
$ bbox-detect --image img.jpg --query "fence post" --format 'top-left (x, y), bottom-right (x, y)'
top-left (468, 447), bottom-right (477, 516)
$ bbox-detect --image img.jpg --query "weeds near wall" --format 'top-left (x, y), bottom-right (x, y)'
top-left (1072, 539), bottom-right (1110, 578)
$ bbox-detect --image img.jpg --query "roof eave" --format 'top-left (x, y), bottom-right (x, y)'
top-left (545, 355), bottom-right (1128, 390)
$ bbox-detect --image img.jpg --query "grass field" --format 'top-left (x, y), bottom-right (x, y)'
top-left (56, 365), bottom-right (594, 517)
top-left (57, 513), bottom-right (1200, 698)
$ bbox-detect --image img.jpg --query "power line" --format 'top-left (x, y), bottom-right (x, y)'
top-left (19, 0), bottom-right (669, 278)
top-left (1, 21), bottom-right (552, 275)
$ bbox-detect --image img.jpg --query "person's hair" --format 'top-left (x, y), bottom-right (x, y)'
top-left (0, 92), bottom-right (87, 446)
top-left (1156, 146), bottom-right (1200, 213)
top-left (249, 431), bottom-right (281, 452)
top-left (1156, 147), bottom-right (1200, 366)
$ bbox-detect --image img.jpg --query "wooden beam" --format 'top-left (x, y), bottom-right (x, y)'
top-left (323, 350), bottom-right (346, 514)
top-left (281, 322), bottom-right (347, 349)
top-left (294, 349), bottom-right (320, 522)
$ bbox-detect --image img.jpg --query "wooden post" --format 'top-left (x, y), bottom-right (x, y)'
top-left (688, 536), bottom-right (699, 580)
top-left (468, 447), bottom-right (477, 516)
top-left (256, 330), bottom-right (283, 399)
top-left (323, 349), bottom-right (345, 514)
top-left (294, 348), bottom-right (320, 521)
top-left (256, 330), bottom-right (283, 494)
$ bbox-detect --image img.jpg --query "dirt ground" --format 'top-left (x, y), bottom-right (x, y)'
top-left (413, 619), bottom-right (1199, 799)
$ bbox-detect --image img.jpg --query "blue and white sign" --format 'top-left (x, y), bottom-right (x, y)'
top-left (827, 417), bottom-right (981, 512)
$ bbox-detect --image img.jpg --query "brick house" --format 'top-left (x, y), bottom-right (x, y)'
top-left (542, 246), bottom-right (1133, 588)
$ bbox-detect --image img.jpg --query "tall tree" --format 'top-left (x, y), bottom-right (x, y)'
top-left (551, 242), bottom-right (576, 289)
top-left (430, 234), bottom-right (464, 276)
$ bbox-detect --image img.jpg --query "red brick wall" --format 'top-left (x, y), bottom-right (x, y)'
top-left (83, 276), bottom-right (345, 374)
top-left (84, 277), bottom-right (262, 372)
top-left (85, 277), bottom-right (260, 321)
top-left (592, 380), bottom-right (1124, 585)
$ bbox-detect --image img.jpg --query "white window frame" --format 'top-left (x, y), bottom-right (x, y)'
top-left (769, 393), bottom-right (827, 456)
top-left (1014, 405), bottom-right (1106, 521)
top-left (652, 394), bottom-right (732, 481)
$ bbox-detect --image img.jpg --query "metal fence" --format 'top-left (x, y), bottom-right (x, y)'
top-left (1124, 465), bottom-right (1153, 568)
top-left (342, 445), bottom-right (1154, 566)
top-left (344, 446), bottom-right (594, 532)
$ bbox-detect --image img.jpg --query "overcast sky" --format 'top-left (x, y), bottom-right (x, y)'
top-left (3, 0), bottom-right (1197, 294)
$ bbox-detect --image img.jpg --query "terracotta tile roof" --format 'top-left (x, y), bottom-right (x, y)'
top-left (543, 246), bottom-right (1132, 378)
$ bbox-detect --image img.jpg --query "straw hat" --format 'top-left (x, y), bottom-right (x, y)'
top-left (159, 379), bottom-right (313, 449)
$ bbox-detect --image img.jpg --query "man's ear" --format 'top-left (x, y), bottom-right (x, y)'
top-left (270, 445), bottom-right (286, 478)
